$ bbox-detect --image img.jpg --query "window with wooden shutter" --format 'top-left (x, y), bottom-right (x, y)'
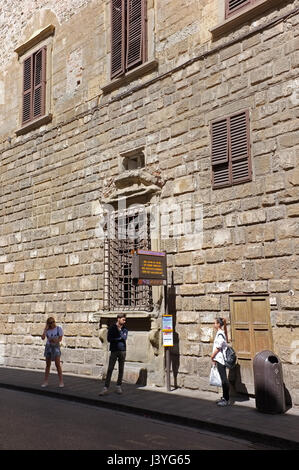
top-left (22, 47), bottom-right (46, 126)
top-left (211, 110), bottom-right (251, 188)
top-left (111, 0), bottom-right (126, 79)
top-left (111, 0), bottom-right (147, 79)
top-left (22, 56), bottom-right (33, 125)
top-left (226, 0), bottom-right (254, 17)
top-left (126, 0), bottom-right (146, 69)
top-left (33, 48), bottom-right (46, 119)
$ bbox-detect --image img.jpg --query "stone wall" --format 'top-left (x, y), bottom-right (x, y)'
top-left (0, 0), bottom-right (298, 403)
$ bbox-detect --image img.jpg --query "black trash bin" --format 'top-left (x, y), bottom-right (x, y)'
top-left (253, 350), bottom-right (286, 414)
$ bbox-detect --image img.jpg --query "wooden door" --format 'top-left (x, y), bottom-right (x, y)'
top-left (230, 295), bottom-right (273, 394)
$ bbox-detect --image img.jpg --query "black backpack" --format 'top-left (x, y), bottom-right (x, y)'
top-left (219, 333), bottom-right (237, 369)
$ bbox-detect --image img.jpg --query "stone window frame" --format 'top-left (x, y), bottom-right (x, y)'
top-left (15, 24), bottom-right (54, 136)
top-left (97, 148), bottom-right (164, 319)
top-left (211, 0), bottom-right (287, 38)
top-left (119, 147), bottom-right (146, 172)
top-left (101, 0), bottom-right (158, 94)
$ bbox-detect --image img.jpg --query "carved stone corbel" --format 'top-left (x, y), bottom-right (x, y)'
top-left (149, 319), bottom-right (161, 356)
top-left (99, 324), bottom-right (108, 344)
top-left (101, 169), bottom-right (164, 204)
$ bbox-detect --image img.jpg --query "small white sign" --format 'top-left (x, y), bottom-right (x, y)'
top-left (163, 331), bottom-right (173, 347)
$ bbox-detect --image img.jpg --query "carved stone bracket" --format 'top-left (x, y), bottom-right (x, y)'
top-left (149, 319), bottom-right (161, 356)
top-left (99, 324), bottom-right (108, 344)
top-left (101, 169), bottom-right (164, 204)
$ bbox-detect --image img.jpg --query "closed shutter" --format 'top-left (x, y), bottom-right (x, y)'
top-left (226, 0), bottom-right (252, 17)
top-left (111, 0), bottom-right (126, 78)
top-left (33, 47), bottom-right (46, 119)
top-left (126, 0), bottom-right (146, 70)
top-left (111, 0), bottom-right (146, 79)
top-left (211, 118), bottom-right (230, 187)
top-left (229, 110), bottom-right (251, 184)
top-left (22, 47), bottom-right (46, 126)
top-left (211, 110), bottom-right (251, 188)
top-left (22, 56), bottom-right (33, 125)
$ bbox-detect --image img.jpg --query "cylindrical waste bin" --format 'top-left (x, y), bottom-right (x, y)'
top-left (253, 350), bottom-right (286, 414)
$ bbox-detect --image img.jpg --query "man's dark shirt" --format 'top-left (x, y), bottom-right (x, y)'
top-left (107, 324), bottom-right (128, 352)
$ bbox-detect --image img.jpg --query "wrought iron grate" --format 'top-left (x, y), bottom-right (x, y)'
top-left (104, 206), bottom-right (153, 311)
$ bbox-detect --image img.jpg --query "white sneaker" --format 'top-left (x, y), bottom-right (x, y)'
top-left (216, 397), bottom-right (225, 404)
top-left (99, 387), bottom-right (109, 396)
top-left (41, 383), bottom-right (48, 388)
top-left (217, 398), bottom-right (230, 406)
top-left (59, 383), bottom-right (64, 388)
top-left (115, 386), bottom-right (123, 395)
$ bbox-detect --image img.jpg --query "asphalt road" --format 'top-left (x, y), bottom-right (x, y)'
top-left (0, 389), bottom-right (274, 451)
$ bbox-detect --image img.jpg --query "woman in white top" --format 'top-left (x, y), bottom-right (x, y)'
top-left (41, 317), bottom-right (64, 388)
top-left (211, 317), bottom-right (230, 406)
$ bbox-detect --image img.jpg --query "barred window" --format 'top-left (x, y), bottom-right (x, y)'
top-left (104, 206), bottom-right (153, 311)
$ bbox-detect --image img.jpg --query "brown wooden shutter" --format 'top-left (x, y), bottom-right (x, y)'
top-left (111, 0), bottom-right (126, 79)
top-left (226, 0), bottom-right (252, 17)
top-left (211, 118), bottom-right (229, 165)
top-left (211, 118), bottom-right (230, 187)
top-left (126, 0), bottom-right (146, 70)
top-left (33, 47), bottom-right (46, 119)
top-left (211, 110), bottom-right (251, 188)
top-left (229, 110), bottom-right (251, 184)
top-left (22, 55), bottom-right (33, 125)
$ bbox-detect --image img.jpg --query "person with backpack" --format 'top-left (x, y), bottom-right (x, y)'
top-left (211, 317), bottom-right (230, 407)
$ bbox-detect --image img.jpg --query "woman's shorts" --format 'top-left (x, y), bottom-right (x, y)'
top-left (44, 344), bottom-right (61, 361)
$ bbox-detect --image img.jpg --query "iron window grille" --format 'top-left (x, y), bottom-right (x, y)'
top-left (104, 206), bottom-right (153, 311)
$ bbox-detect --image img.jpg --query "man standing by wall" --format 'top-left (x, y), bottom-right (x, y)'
top-left (99, 314), bottom-right (128, 395)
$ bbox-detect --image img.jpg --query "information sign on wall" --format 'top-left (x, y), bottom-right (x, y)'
top-left (132, 250), bottom-right (167, 281)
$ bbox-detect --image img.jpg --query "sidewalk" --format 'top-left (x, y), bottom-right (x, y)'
top-left (0, 366), bottom-right (298, 449)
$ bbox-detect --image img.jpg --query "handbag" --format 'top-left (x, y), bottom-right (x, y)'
top-left (209, 365), bottom-right (222, 387)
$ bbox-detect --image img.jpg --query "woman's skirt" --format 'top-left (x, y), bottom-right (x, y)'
top-left (44, 343), bottom-right (61, 361)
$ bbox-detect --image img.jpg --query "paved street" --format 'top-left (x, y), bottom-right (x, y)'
top-left (0, 389), bottom-right (274, 450)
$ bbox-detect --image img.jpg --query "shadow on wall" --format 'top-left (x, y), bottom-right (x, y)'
top-left (170, 331), bottom-right (180, 390)
top-left (229, 364), bottom-right (249, 398)
top-left (168, 282), bottom-right (180, 390)
top-left (136, 368), bottom-right (147, 386)
top-left (284, 384), bottom-right (293, 411)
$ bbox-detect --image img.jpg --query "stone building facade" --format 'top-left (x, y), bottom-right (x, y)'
top-left (0, 0), bottom-right (298, 404)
